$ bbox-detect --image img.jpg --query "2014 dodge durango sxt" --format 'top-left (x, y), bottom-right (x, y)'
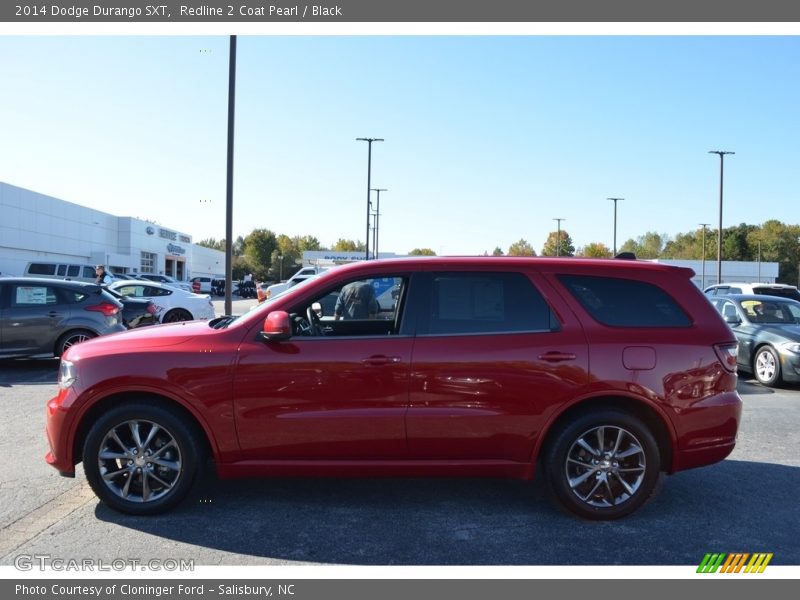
top-left (46, 257), bottom-right (742, 519)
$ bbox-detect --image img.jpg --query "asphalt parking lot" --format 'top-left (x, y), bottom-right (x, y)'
top-left (1, 343), bottom-right (799, 567)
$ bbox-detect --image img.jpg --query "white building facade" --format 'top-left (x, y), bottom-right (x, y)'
top-left (652, 259), bottom-right (779, 288)
top-left (0, 182), bottom-right (225, 280)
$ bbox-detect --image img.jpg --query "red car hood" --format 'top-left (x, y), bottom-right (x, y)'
top-left (64, 320), bottom-right (213, 361)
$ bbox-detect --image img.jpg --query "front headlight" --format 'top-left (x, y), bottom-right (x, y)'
top-left (780, 342), bottom-right (800, 355)
top-left (58, 360), bottom-right (77, 389)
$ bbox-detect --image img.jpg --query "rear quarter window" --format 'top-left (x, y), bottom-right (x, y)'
top-left (27, 263), bottom-right (56, 276)
top-left (558, 274), bottom-right (692, 328)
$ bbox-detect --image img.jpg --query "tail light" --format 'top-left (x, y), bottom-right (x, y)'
top-left (146, 303), bottom-right (157, 315)
top-left (714, 342), bottom-right (739, 373)
top-left (84, 302), bottom-right (120, 317)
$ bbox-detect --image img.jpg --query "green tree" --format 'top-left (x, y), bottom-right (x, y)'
top-left (577, 242), bottom-right (612, 258)
top-left (508, 239), bottom-right (536, 256)
top-left (409, 248), bottom-right (437, 256)
top-left (332, 239), bottom-right (365, 252)
top-left (491, 247), bottom-right (505, 256)
top-left (619, 232), bottom-right (667, 259)
top-left (541, 230), bottom-right (574, 257)
top-left (243, 229), bottom-right (278, 279)
top-left (196, 238), bottom-right (225, 252)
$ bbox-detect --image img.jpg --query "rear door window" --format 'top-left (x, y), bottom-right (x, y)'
top-left (12, 285), bottom-right (59, 306)
top-left (558, 274), bottom-right (691, 328)
top-left (417, 271), bottom-right (557, 335)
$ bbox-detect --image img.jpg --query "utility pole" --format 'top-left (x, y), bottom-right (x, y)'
top-left (356, 138), bottom-right (383, 260)
top-left (607, 198), bottom-right (624, 255)
top-left (699, 223), bottom-right (710, 289)
top-left (709, 150), bottom-right (734, 285)
top-left (224, 35), bottom-right (236, 317)
top-left (553, 218), bottom-right (565, 257)
top-left (371, 188), bottom-right (387, 259)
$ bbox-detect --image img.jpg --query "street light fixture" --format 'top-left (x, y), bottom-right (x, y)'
top-left (709, 150), bottom-right (734, 284)
top-left (553, 218), bottom-right (565, 257)
top-left (356, 138), bottom-right (384, 260)
top-left (607, 198), bottom-right (624, 255)
top-left (370, 188), bottom-right (387, 260)
top-left (699, 223), bottom-right (710, 289)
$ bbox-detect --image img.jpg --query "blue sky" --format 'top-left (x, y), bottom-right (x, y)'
top-left (1, 35), bottom-right (799, 255)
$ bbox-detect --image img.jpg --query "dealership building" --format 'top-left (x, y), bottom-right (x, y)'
top-left (0, 182), bottom-right (225, 280)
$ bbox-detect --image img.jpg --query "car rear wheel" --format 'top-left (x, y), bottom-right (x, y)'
top-left (162, 309), bottom-right (193, 323)
top-left (543, 410), bottom-right (662, 520)
top-left (56, 329), bottom-right (95, 356)
top-left (754, 346), bottom-right (781, 387)
top-left (83, 402), bottom-right (203, 515)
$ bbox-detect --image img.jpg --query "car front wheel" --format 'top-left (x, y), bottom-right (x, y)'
top-left (754, 346), bottom-right (781, 387)
top-left (83, 402), bottom-right (203, 515)
top-left (543, 410), bottom-right (662, 520)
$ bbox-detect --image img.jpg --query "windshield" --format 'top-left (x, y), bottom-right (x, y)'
top-left (210, 275), bottom-right (323, 329)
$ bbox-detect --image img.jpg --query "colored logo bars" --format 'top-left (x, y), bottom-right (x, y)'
top-left (697, 553), bottom-right (773, 573)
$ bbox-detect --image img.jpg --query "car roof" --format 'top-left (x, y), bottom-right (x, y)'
top-left (714, 293), bottom-right (800, 305)
top-left (0, 277), bottom-right (102, 291)
top-left (323, 256), bottom-right (694, 276)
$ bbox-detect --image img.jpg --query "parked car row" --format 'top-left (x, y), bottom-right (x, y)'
top-left (706, 291), bottom-right (800, 387)
top-left (0, 278), bottom-right (126, 359)
top-left (108, 280), bottom-right (215, 323)
top-left (0, 275), bottom-right (217, 359)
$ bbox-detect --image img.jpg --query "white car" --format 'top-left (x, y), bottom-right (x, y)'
top-left (264, 266), bottom-right (329, 300)
top-left (135, 273), bottom-right (194, 293)
top-left (109, 280), bottom-right (216, 323)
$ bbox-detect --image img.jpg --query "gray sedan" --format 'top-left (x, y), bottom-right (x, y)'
top-left (710, 293), bottom-right (800, 387)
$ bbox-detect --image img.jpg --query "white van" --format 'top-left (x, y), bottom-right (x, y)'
top-left (24, 261), bottom-right (103, 284)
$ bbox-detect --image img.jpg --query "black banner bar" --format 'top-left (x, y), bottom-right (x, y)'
top-left (3, 579), bottom-right (797, 600)
top-left (4, 0), bottom-right (800, 23)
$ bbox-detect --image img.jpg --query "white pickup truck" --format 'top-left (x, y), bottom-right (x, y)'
top-left (264, 266), bottom-right (329, 300)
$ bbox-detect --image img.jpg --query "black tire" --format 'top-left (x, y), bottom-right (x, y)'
top-left (543, 409), bottom-right (662, 520)
top-left (753, 345), bottom-right (782, 387)
top-left (56, 329), bottom-right (96, 356)
top-left (82, 401), bottom-right (204, 515)
top-left (162, 309), bottom-right (193, 323)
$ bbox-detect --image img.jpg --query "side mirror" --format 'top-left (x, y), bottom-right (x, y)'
top-left (262, 311), bottom-right (292, 341)
top-left (724, 314), bottom-right (741, 325)
top-left (312, 301), bottom-right (323, 318)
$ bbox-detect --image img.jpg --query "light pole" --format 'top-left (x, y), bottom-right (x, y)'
top-left (709, 150), bottom-right (734, 285)
top-left (224, 35), bottom-right (237, 317)
top-left (699, 223), bottom-right (710, 289)
top-left (278, 254), bottom-right (283, 281)
top-left (356, 138), bottom-right (384, 260)
top-left (756, 239), bottom-right (762, 283)
top-left (607, 198), bottom-right (623, 255)
top-left (371, 188), bottom-right (387, 259)
top-left (553, 218), bottom-right (565, 257)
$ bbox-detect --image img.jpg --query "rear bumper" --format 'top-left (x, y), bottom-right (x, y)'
top-left (671, 390), bottom-right (742, 473)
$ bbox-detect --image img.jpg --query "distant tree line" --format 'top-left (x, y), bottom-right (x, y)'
top-left (200, 219), bottom-right (800, 285)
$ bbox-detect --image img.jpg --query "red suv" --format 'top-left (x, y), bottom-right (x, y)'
top-left (46, 257), bottom-right (741, 519)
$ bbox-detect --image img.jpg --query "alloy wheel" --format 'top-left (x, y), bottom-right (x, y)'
top-left (97, 419), bottom-right (183, 503)
top-left (564, 425), bottom-right (646, 508)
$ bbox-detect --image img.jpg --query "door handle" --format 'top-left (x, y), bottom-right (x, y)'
top-left (538, 351), bottom-right (577, 363)
top-left (361, 355), bottom-right (402, 366)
